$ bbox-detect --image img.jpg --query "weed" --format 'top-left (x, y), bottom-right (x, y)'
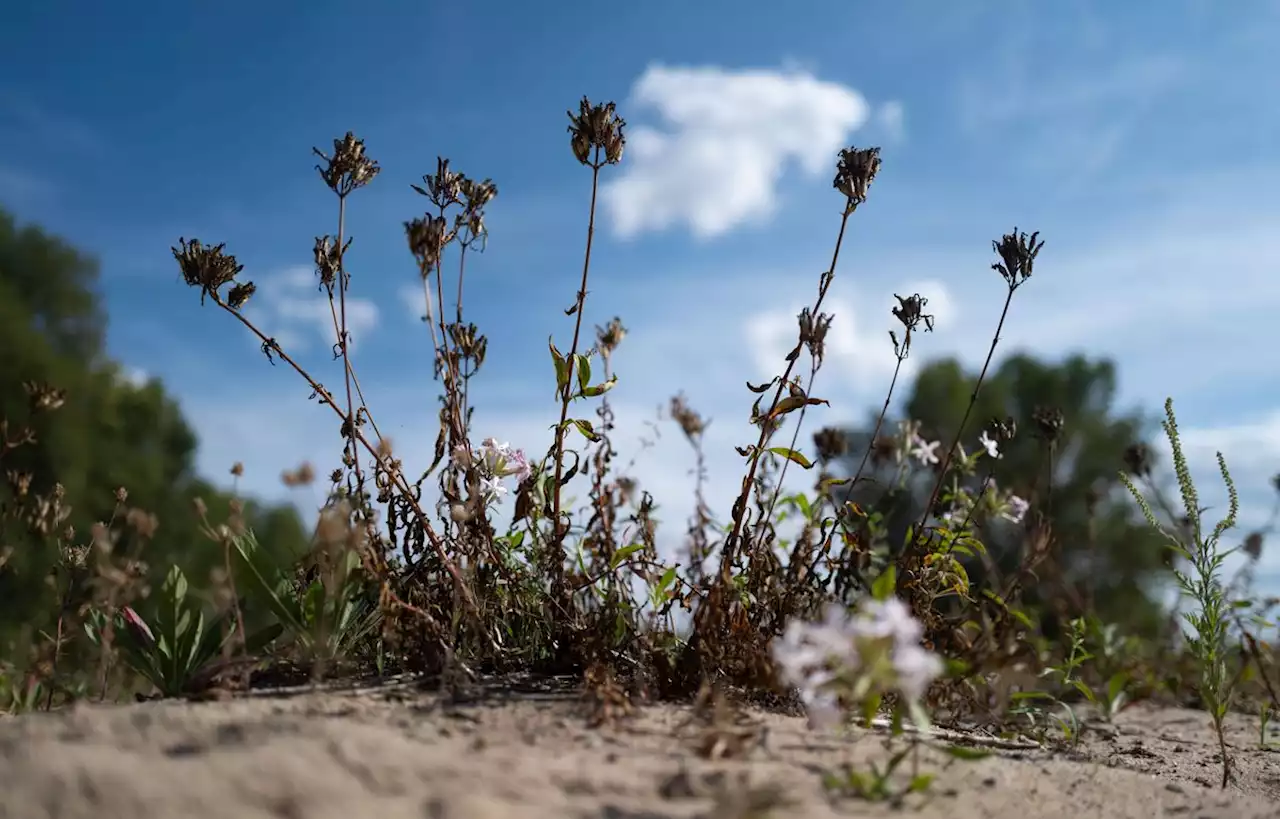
top-left (1122, 397), bottom-right (1240, 787)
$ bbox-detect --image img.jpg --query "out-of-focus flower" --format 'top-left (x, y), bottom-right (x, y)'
top-left (772, 596), bottom-right (943, 731)
top-left (504, 448), bottom-right (532, 483)
top-left (480, 476), bottom-right (508, 501)
top-left (894, 420), bottom-right (922, 464)
top-left (1002, 494), bottom-right (1029, 524)
top-left (910, 438), bottom-right (941, 467)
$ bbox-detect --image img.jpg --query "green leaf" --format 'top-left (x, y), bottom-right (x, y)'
top-left (609, 543), bottom-right (645, 571)
top-left (907, 773), bottom-right (936, 793)
top-left (575, 354), bottom-right (591, 394)
top-left (871, 565), bottom-right (897, 600)
top-left (1071, 679), bottom-right (1097, 703)
top-left (766, 446), bottom-right (813, 469)
top-left (942, 745), bottom-right (992, 760)
top-left (767, 395), bottom-right (830, 419)
top-left (549, 337), bottom-right (568, 395)
top-left (1106, 672), bottom-right (1130, 711)
top-left (571, 418), bottom-right (601, 442)
top-left (232, 531), bottom-right (310, 646)
top-left (580, 375), bottom-right (618, 398)
top-left (1010, 690), bottom-right (1055, 701)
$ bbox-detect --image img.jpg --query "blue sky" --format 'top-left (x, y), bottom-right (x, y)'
top-left (3, 0), bottom-right (1280, 592)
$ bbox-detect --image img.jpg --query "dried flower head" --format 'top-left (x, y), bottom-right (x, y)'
top-left (1032, 405), bottom-right (1065, 444)
top-left (567, 97), bottom-right (626, 166)
top-left (281, 462), bottom-right (316, 487)
top-left (797, 307), bottom-right (833, 364)
top-left (812, 427), bottom-right (848, 464)
top-left (405, 214), bottom-right (452, 277)
top-left (313, 132), bottom-right (380, 196)
top-left (447, 322), bottom-right (487, 365)
top-left (1243, 531), bottom-right (1264, 561)
top-left (412, 157), bottom-right (464, 207)
top-left (595, 316), bottom-right (627, 359)
top-left (832, 146), bottom-right (881, 208)
top-left (870, 435), bottom-right (896, 466)
top-left (313, 234), bottom-right (349, 290)
top-left (987, 415), bottom-right (1018, 444)
top-left (992, 228), bottom-right (1044, 288)
top-left (889, 293), bottom-right (934, 359)
top-left (227, 282), bottom-right (256, 310)
top-left (670, 393), bottom-right (706, 440)
top-left (172, 238), bottom-right (245, 305)
top-left (457, 176), bottom-right (498, 244)
top-left (23, 381), bottom-right (66, 414)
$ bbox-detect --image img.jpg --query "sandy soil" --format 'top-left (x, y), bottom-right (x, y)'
top-left (1, 673), bottom-right (1277, 819)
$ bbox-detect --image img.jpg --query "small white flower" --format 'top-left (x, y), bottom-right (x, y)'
top-left (979, 430), bottom-right (1001, 459)
top-left (910, 437), bottom-right (941, 466)
top-left (1002, 494), bottom-right (1029, 524)
top-left (895, 419), bottom-right (923, 463)
top-left (478, 438), bottom-right (511, 471)
top-left (480, 475), bottom-right (508, 501)
top-left (892, 643), bottom-right (944, 702)
top-left (858, 597), bottom-right (923, 647)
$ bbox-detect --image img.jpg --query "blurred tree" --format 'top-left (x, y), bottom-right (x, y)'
top-left (0, 208), bottom-right (309, 642)
top-left (835, 352), bottom-right (1169, 636)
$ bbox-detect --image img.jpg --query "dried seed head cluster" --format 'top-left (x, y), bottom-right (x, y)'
top-left (567, 97), bottom-right (626, 166)
top-left (987, 415), bottom-right (1018, 445)
top-left (23, 381), bottom-right (66, 414)
top-left (889, 292), bottom-right (934, 359)
top-left (812, 427), bottom-right (848, 464)
top-left (447, 321), bottom-right (487, 366)
top-left (670, 393), bottom-right (707, 441)
top-left (313, 132), bottom-right (380, 196)
top-left (313, 234), bottom-right (351, 291)
top-left (457, 176), bottom-right (498, 244)
top-left (172, 238), bottom-right (246, 305)
top-left (833, 146), bottom-right (881, 208)
top-left (797, 307), bottom-right (833, 364)
top-left (1243, 531), bottom-right (1264, 560)
top-left (405, 214), bottom-right (450, 277)
top-left (992, 228), bottom-right (1044, 288)
top-left (404, 159), bottom-right (498, 274)
top-left (412, 158), bottom-right (465, 207)
top-left (595, 316), bottom-right (627, 359)
top-left (1032, 405), bottom-right (1065, 444)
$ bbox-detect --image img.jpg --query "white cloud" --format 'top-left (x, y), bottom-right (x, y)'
top-left (602, 65), bottom-right (871, 240)
top-left (398, 282), bottom-right (430, 324)
top-left (877, 101), bottom-right (906, 143)
top-left (245, 266), bottom-right (379, 352)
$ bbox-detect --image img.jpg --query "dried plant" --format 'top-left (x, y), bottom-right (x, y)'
top-left (0, 92), bottom-right (1274, 810)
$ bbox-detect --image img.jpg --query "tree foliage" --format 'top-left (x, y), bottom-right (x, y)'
top-left (837, 352), bottom-right (1169, 635)
top-left (0, 208), bottom-right (309, 643)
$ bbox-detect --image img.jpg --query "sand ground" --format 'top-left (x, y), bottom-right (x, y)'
top-left (1, 673), bottom-right (1277, 818)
